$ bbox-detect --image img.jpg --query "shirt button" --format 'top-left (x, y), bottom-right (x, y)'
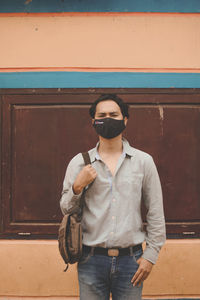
top-left (112, 216), bottom-right (115, 220)
top-left (110, 232), bottom-right (114, 235)
top-left (112, 199), bottom-right (116, 202)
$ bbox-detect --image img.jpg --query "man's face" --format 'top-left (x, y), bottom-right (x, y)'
top-left (94, 100), bottom-right (125, 121)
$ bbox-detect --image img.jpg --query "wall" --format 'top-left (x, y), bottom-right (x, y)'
top-left (0, 240), bottom-right (200, 298)
top-left (0, 1), bottom-right (200, 298)
top-left (0, 13), bottom-right (200, 71)
top-left (0, 7), bottom-right (200, 88)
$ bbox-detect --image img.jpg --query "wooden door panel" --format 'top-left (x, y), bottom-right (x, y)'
top-left (125, 105), bottom-right (200, 226)
top-left (12, 104), bottom-right (97, 223)
top-left (1, 90), bottom-right (200, 237)
top-left (160, 106), bottom-right (200, 221)
top-left (2, 98), bottom-right (98, 236)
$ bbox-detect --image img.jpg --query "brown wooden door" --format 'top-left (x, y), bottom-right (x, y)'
top-left (1, 89), bottom-right (200, 238)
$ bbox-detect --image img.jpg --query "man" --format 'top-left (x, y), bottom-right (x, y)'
top-left (60, 94), bottom-right (166, 300)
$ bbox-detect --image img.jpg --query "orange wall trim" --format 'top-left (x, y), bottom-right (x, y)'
top-left (1, 12), bottom-right (200, 17)
top-left (0, 239), bottom-right (199, 298)
top-left (1, 67), bottom-right (200, 73)
top-left (0, 296), bottom-right (199, 300)
top-left (0, 298), bottom-right (200, 300)
top-left (0, 298), bottom-right (79, 300)
top-left (0, 15), bottom-right (199, 70)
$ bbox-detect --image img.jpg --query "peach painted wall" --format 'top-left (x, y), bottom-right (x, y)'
top-left (0, 12), bottom-right (200, 299)
top-left (0, 13), bottom-right (200, 72)
top-left (0, 240), bottom-right (200, 298)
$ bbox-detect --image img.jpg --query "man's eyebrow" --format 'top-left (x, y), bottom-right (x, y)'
top-left (97, 111), bottom-right (119, 114)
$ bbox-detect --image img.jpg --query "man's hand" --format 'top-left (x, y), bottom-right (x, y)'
top-left (131, 257), bottom-right (153, 287)
top-left (73, 165), bottom-right (97, 195)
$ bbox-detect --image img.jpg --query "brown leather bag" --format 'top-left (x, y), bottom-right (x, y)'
top-left (58, 152), bottom-right (91, 271)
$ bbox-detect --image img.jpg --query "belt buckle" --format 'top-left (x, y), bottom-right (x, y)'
top-left (108, 249), bottom-right (119, 256)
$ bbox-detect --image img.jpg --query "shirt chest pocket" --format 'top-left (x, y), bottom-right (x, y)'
top-left (118, 172), bottom-right (144, 193)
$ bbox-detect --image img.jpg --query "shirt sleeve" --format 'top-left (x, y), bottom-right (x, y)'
top-left (60, 153), bottom-right (84, 215)
top-left (142, 155), bottom-right (166, 264)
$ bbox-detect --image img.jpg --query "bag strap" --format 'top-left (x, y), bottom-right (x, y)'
top-left (78, 152), bottom-right (91, 215)
top-left (82, 152), bottom-right (91, 165)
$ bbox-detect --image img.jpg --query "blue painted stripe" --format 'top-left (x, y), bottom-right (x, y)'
top-left (0, 72), bottom-right (200, 88)
top-left (0, 0), bottom-right (200, 13)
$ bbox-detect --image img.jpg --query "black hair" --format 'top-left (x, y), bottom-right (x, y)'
top-left (89, 94), bottom-right (129, 119)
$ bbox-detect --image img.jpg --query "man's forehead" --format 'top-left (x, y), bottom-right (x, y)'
top-left (96, 100), bottom-right (121, 112)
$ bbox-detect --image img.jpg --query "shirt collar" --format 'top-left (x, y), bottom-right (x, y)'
top-left (89, 138), bottom-right (134, 163)
top-left (122, 138), bottom-right (134, 157)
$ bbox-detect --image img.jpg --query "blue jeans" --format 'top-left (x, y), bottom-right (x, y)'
top-left (78, 247), bottom-right (143, 300)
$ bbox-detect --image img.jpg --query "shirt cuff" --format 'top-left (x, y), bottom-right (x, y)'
top-left (60, 186), bottom-right (83, 215)
top-left (71, 185), bottom-right (82, 197)
top-left (142, 246), bottom-right (159, 265)
top-left (69, 185), bottom-right (83, 206)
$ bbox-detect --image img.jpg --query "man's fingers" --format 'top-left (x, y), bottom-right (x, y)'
top-left (85, 165), bottom-right (97, 175)
top-left (132, 270), bottom-right (143, 286)
top-left (131, 268), bottom-right (142, 284)
top-left (131, 268), bottom-right (151, 287)
top-left (131, 270), bottom-right (139, 283)
top-left (73, 165), bottom-right (97, 194)
top-left (83, 165), bottom-right (97, 179)
top-left (87, 166), bottom-right (97, 179)
top-left (131, 257), bottom-right (153, 287)
top-left (142, 272), bottom-right (149, 281)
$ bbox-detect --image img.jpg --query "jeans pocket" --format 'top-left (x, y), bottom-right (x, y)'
top-left (132, 248), bottom-right (143, 265)
top-left (78, 252), bottom-right (92, 265)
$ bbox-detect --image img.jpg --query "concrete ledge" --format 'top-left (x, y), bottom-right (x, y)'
top-left (0, 240), bottom-right (199, 298)
top-left (0, 296), bottom-right (200, 300)
top-left (0, 298), bottom-right (78, 300)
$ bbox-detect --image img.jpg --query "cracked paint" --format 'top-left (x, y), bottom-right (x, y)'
top-left (159, 105), bottom-right (164, 121)
top-left (158, 105), bottom-right (164, 136)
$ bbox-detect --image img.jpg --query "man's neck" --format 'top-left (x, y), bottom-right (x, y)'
top-left (98, 135), bottom-right (123, 155)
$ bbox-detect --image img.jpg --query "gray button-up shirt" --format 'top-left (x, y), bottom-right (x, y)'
top-left (60, 138), bottom-right (166, 264)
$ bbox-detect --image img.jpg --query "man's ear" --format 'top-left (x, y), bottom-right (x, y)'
top-left (92, 119), bottom-right (95, 125)
top-left (124, 117), bottom-right (128, 126)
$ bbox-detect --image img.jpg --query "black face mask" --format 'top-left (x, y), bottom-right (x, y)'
top-left (93, 117), bottom-right (126, 139)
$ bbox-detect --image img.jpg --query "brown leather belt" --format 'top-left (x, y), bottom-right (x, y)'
top-left (82, 244), bottom-right (142, 257)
